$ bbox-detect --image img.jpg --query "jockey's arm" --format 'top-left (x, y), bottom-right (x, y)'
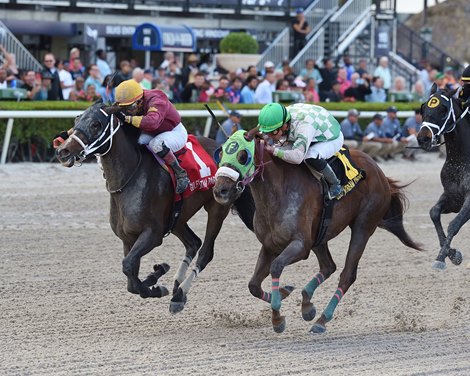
top-left (272, 123), bottom-right (314, 164)
top-left (125, 96), bottom-right (168, 132)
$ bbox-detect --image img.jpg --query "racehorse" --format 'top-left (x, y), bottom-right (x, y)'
top-left (417, 83), bottom-right (469, 269)
top-left (213, 129), bottom-right (422, 334)
top-left (56, 102), bottom-right (255, 313)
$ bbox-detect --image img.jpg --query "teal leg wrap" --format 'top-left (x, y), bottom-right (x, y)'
top-left (304, 272), bottom-right (325, 298)
top-left (271, 278), bottom-right (281, 311)
top-left (322, 288), bottom-right (344, 322)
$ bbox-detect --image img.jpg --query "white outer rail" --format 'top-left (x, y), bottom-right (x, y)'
top-left (0, 109), bottom-right (414, 164)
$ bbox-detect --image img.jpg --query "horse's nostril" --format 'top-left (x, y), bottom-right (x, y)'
top-left (220, 188), bottom-right (229, 196)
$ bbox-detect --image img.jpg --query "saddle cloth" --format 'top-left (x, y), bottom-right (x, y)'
top-left (147, 135), bottom-right (217, 202)
top-left (327, 146), bottom-right (365, 200)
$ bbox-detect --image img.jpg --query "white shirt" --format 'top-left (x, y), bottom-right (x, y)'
top-left (59, 69), bottom-right (74, 100)
top-left (254, 80), bottom-right (275, 104)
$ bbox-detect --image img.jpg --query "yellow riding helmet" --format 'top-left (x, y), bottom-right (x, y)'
top-left (115, 79), bottom-right (144, 106)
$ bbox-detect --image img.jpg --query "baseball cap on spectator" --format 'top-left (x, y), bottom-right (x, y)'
top-left (41, 71), bottom-right (53, 80)
top-left (188, 54), bottom-right (198, 63)
top-left (294, 78), bottom-right (306, 88)
top-left (143, 68), bottom-right (152, 74)
top-left (386, 106), bottom-right (398, 113)
top-left (230, 110), bottom-right (242, 118)
top-left (373, 114), bottom-right (383, 120)
top-left (435, 72), bottom-right (445, 80)
top-left (296, 7), bottom-right (304, 14)
top-left (264, 61), bottom-right (275, 69)
top-left (348, 109), bottom-right (360, 117)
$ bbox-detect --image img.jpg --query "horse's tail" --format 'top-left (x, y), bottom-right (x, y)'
top-left (232, 186), bottom-right (256, 232)
top-left (378, 178), bottom-right (424, 251)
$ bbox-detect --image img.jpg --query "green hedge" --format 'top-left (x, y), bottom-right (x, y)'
top-left (0, 101), bottom-right (422, 161)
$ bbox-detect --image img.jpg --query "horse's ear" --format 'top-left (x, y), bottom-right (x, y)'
top-left (244, 126), bottom-right (260, 141)
top-left (103, 105), bottom-right (122, 115)
top-left (449, 87), bottom-right (459, 98)
top-left (430, 82), bottom-right (438, 95)
top-left (94, 98), bottom-right (104, 105)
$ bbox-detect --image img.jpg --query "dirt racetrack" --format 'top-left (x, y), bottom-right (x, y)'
top-left (1, 153), bottom-right (469, 376)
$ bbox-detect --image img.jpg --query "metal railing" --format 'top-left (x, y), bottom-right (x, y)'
top-left (389, 51), bottom-right (420, 92)
top-left (256, 27), bottom-right (290, 72)
top-left (328, 0), bottom-right (372, 55)
top-left (289, 27), bottom-right (325, 73)
top-left (396, 21), bottom-right (464, 72)
top-left (0, 20), bottom-right (42, 72)
top-left (305, 0), bottom-right (339, 39)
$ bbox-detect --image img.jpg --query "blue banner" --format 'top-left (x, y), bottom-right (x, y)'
top-left (132, 23), bottom-right (196, 52)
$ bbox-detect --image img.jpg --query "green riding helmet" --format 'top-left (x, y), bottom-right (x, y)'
top-left (258, 103), bottom-right (291, 133)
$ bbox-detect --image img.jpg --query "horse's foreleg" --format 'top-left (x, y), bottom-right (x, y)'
top-left (270, 239), bottom-right (308, 333)
top-left (430, 194), bottom-right (448, 248)
top-left (437, 196), bottom-right (470, 268)
top-left (171, 224), bottom-right (202, 294)
top-left (301, 244), bottom-right (337, 322)
top-left (122, 229), bottom-right (167, 299)
top-left (311, 228), bottom-right (371, 334)
top-left (169, 203), bottom-right (229, 314)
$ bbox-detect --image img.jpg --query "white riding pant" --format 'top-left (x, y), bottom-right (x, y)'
top-left (305, 132), bottom-right (344, 160)
top-left (138, 123), bottom-right (188, 153)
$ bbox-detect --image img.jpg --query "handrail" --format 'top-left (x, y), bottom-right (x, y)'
top-left (305, 0), bottom-right (339, 39)
top-left (256, 27), bottom-right (290, 71)
top-left (289, 27), bottom-right (325, 73)
top-left (0, 20), bottom-right (43, 72)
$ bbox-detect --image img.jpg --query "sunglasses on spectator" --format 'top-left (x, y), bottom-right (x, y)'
top-left (44, 60), bottom-right (54, 63)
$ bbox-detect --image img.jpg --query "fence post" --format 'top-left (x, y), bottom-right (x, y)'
top-left (1, 118), bottom-right (15, 164)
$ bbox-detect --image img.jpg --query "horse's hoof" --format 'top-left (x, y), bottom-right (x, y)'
top-left (309, 323), bottom-right (326, 334)
top-left (280, 285), bottom-right (295, 300)
top-left (143, 263), bottom-right (171, 287)
top-left (448, 249), bottom-right (463, 266)
top-left (169, 288), bottom-right (187, 314)
top-left (153, 286), bottom-right (169, 298)
top-left (272, 317), bottom-right (286, 333)
top-left (154, 262), bottom-right (170, 274)
top-left (172, 280), bottom-right (180, 296)
top-left (432, 260), bottom-right (447, 270)
top-left (302, 303), bottom-right (316, 322)
top-left (169, 301), bottom-right (186, 314)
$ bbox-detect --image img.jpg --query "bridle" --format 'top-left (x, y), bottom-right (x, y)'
top-left (421, 94), bottom-right (469, 148)
top-left (71, 108), bottom-right (121, 164)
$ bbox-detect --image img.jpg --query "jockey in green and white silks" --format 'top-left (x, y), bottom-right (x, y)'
top-left (259, 103), bottom-right (344, 200)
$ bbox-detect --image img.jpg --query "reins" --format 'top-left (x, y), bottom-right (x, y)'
top-left (236, 137), bottom-right (271, 192)
top-left (107, 147), bottom-right (142, 194)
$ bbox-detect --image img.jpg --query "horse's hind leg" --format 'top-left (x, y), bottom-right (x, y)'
top-left (435, 196), bottom-right (470, 269)
top-left (248, 246), bottom-right (295, 304)
top-left (170, 202), bottom-right (229, 314)
top-left (170, 224), bottom-right (202, 294)
top-left (301, 244), bottom-right (337, 322)
top-left (310, 227), bottom-right (372, 334)
top-left (122, 228), bottom-right (168, 299)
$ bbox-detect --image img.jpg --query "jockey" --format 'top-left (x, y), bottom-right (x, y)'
top-left (114, 79), bottom-right (190, 194)
top-left (458, 64), bottom-right (470, 106)
top-left (258, 102), bottom-right (344, 200)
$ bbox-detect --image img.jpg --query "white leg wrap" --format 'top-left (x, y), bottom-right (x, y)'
top-left (174, 256), bottom-right (192, 284)
top-left (179, 267), bottom-right (200, 295)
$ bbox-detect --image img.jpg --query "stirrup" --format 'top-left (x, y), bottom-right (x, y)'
top-left (327, 184), bottom-right (342, 200)
top-left (175, 174), bottom-right (190, 194)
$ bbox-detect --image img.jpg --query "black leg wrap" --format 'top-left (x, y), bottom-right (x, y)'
top-left (157, 142), bottom-right (170, 158)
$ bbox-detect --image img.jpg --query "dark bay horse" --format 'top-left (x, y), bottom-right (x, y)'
top-left (417, 83), bottom-right (469, 269)
top-left (56, 102), bottom-right (254, 313)
top-left (213, 129), bottom-right (422, 334)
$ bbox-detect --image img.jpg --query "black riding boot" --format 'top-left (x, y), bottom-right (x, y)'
top-left (157, 143), bottom-right (190, 194)
top-left (305, 158), bottom-right (342, 200)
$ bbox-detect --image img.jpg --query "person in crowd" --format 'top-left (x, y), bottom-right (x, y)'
top-left (246, 65), bottom-right (261, 79)
top-left (85, 83), bottom-right (101, 101)
top-left (275, 78), bottom-right (290, 92)
top-left (114, 60), bottom-right (132, 86)
top-left (356, 58), bottom-right (369, 77)
top-left (212, 75), bottom-right (230, 101)
top-left (180, 71), bottom-right (205, 103)
top-left (95, 49), bottom-right (112, 79)
top-left (381, 106), bottom-right (406, 158)
top-left (132, 67), bottom-right (145, 87)
top-left (401, 108), bottom-right (422, 161)
top-left (292, 7), bottom-right (311, 57)
top-left (199, 54), bottom-right (218, 77)
top-left (84, 64), bottom-right (102, 91)
top-left (340, 109), bottom-right (382, 158)
top-left (258, 102), bottom-right (344, 199)
top-left (279, 60), bottom-right (296, 84)
top-left (343, 72), bottom-right (371, 102)
top-left (69, 76), bottom-right (86, 101)
top-left (254, 71), bottom-right (276, 104)
top-left (364, 114), bottom-right (401, 160)
top-left (98, 74), bottom-right (115, 103)
top-left (181, 54), bottom-right (199, 87)
top-left (412, 80), bottom-right (427, 102)
top-left (0, 66), bottom-right (16, 89)
top-left (388, 76), bottom-right (413, 102)
top-left (159, 51), bottom-right (175, 71)
top-left (240, 75), bottom-right (259, 104)
top-left (434, 71), bottom-right (446, 89)
top-left (197, 79), bottom-right (214, 103)
top-left (443, 67), bottom-right (458, 90)
top-left (324, 80), bottom-right (342, 102)
top-left (19, 70), bottom-right (41, 100)
top-left (69, 56), bottom-right (85, 81)
top-left (226, 76), bottom-right (243, 103)
top-left (215, 110), bottom-right (243, 146)
top-left (263, 61), bottom-right (276, 76)
top-left (0, 45), bottom-right (19, 84)
top-left (140, 69), bottom-right (153, 90)
top-left (319, 58), bottom-right (337, 101)
top-left (342, 55), bottom-right (355, 80)
top-left (165, 72), bottom-right (182, 103)
top-left (419, 60), bottom-right (433, 96)
top-left (114, 79), bottom-right (190, 193)
top-left (69, 47), bottom-right (82, 70)
top-left (336, 67), bottom-right (351, 97)
top-left (303, 77), bottom-right (320, 103)
top-left (298, 58), bottom-right (322, 91)
top-left (155, 66), bottom-right (167, 80)
top-left (366, 76), bottom-right (387, 103)
top-left (33, 71), bottom-right (53, 101)
top-left (42, 52), bottom-right (63, 100)
top-left (373, 56), bottom-right (392, 94)
top-left (57, 59), bottom-right (74, 100)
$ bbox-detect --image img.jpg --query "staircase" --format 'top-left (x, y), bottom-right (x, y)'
top-left (0, 20), bottom-right (42, 72)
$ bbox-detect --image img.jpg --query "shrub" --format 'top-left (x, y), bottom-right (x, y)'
top-left (219, 32), bottom-right (259, 54)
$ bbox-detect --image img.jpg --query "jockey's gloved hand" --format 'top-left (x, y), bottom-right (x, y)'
top-left (114, 111), bottom-right (126, 123)
top-left (53, 130), bottom-right (69, 149)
